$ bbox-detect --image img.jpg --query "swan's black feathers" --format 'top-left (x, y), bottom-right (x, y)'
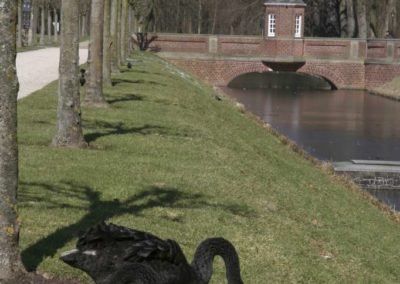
top-left (77, 222), bottom-right (162, 250)
top-left (61, 222), bottom-right (243, 284)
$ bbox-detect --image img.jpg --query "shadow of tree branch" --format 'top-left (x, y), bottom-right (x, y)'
top-left (19, 181), bottom-right (256, 271)
top-left (83, 121), bottom-right (167, 143)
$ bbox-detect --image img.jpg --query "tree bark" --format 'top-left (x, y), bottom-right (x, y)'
top-left (29, 0), bottom-right (38, 45)
top-left (345, 0), bottom-right (356, 37)
top-left (0, 0), bottom-right (22, 280)
top-left (81, 14), bottom-right (86, 38)
top-left (84, 0), bottom-right (108, 107)
top-left (127, 4), bottom-right (133, 52)
top-left (47, 6), bottom-right (52, 43)
top-left (355, 0), bottom-right (367, 38)
top-left (116, 0), bottom-right (122, 66)
top-left (17, 0), bottom-right (22, 48)
top-left (103, 0), bottom-right (112, 86)
top-left (197, 0), bottom-right (202, 34)
top-left (211, 1), bottom-right (218, 34)
top-left (120, 0), bottom-right (128, 63)
top-left (53, 0), bottom-right (87, 148)
top-left (39, 6), bottom-right (45, 44)
top-left (53, 8), bottom-right (58, 43)
top-left (110, 0), bottom-right (119, 73)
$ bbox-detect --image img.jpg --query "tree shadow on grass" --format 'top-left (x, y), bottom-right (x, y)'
top-left (120, 70), bottom-right (163, 76)
top-left (106, 94), bottom-right (143, 105)
top-left (111, 79), bottom-right (165, 87)
top-left (83, 121), bottom-right (167, 143)
top-left (19, 181), bottom-right (256, 271)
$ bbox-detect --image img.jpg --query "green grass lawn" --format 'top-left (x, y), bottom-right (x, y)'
top-left (18, 52), bottom-right (400, 283)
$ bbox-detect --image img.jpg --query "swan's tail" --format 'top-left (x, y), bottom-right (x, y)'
top-left (191, 238), bottom-right (243, 284)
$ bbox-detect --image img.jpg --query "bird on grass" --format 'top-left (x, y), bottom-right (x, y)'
top-left (127, 62), bottom-right (133, 69)
top-left (79, 69), bottom-right (86, 86)
top-left (60, 222), bottom-right (244, 284)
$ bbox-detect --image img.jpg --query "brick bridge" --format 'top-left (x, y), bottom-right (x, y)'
top-left (149, 1), bottom-right (400, 90)
top-left (150, 34), bottom-right (400, 90)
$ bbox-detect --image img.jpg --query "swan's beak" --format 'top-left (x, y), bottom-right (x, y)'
top-left (60, 249), bottom-right (80, 265)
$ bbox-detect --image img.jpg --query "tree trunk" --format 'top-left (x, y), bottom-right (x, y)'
top-left (54, 8), bottom-right (58, 43)
top-left (211, 1), bottom-right (218, 34)
top-left (120, 0), bottom-right (128, 63)
top-left (85, 0), bottom-right (108, 107)
top-left (127, 4), bottom-right (133, 51)
top-left (40, 6), bottom-right (45, 44)
top-left (53, 0), bottom-right (87, 148)
top-left (81, 14), bottom-right (86, 38)
top-left (103, 0), bottom-right (112, 86)
top-left (345, 0), bottom-right (356, 37)
top-left (0, 0), bottom-right (22, 280)
top-left (29, 1), bottom-right (38, 45)
top-left (116, 0), bottom-right (122, 66)
top-left (110, 0), bottom-right (119, 73)
top-left (17, 0), bottom-right (22, 48)
top-left (197, 0), bottom-right (202, 34)
top-left (355, 0), bottom-right (367, 38)
top-left (386, 0), bottom-right (396, 36)
top-left (47, 6), bottom-right (52, 43)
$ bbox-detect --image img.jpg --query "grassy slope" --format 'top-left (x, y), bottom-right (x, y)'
top-left (18, 52), bottom-right (400, 283)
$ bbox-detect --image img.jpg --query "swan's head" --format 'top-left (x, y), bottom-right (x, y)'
top-left (60, 248), bottom-right (115, 281)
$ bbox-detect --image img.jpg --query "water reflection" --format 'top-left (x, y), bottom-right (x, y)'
top-left (223, 88), bottom-right (400, 161)
top-left (367, 189), bottom-right (400, 211)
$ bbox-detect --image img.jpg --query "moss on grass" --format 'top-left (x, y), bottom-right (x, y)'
top-left (18, 52), bottom-right (400, 283)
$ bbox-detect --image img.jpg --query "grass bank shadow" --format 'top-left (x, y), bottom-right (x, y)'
top-left (19, 181), bottom-right (255, 271)
top-left (106, 94), bottom-right (143, 105)
top-left (83, 121), bottom-right (167, 143)
top-left (111, 79), bottom-right (165, 87)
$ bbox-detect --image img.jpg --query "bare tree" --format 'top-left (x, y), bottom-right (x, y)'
top-left (84, 0), bottom-right (108, 107)
top-left (17, 0), bottom-right (23, 48)
top-left (110, 0), bottom-right (120, 73)
top-left (52, 0), bottom-right (87, 148)
top-left (39, 3), bottom-right (45, 44)
top-left (103, 0), bottom-right (112, 85)
top-left (120, 0), bottom-right (128, 63)
top-left (0, 0), bottom-right (23, 280)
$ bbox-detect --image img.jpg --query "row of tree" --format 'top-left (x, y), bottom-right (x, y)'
top-left (306, 0), bottom-right (399, 38)
top-left (1, 0), bottom-right (136, 280)
top-left (18, 0), bottom-right (400, 42)
top-left (17, 0), bottom-right (91, 47)
top-left (129, 0), bottom-right (400, 38)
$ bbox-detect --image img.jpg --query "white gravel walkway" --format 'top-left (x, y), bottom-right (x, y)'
top-left (16, 47), bottom-right (88, 100)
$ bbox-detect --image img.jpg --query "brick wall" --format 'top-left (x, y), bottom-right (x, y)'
top-left (168, 59), bottom-right (270, 86)
top-left (304, 39), bottom-right (351, 59)
top-left (150, 34), bottom-right (209, 53)
top-left (299, 62), bottom-right (365, 89)
top-left (365, 64), bottom-right (400, 88)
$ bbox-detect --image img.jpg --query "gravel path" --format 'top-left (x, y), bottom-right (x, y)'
top-left (16, 47), bottom-right (88, 100)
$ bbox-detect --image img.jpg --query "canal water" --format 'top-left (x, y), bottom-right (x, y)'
top-left (222, 82), bottom-right (400, 210)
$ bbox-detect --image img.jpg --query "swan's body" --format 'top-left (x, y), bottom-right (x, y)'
top-left (61, 222), bottom-right (243, 284)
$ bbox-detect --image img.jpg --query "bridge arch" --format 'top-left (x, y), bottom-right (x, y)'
top-left (298, 65), bottom-right (345, 89)
top-left (222, 62), bottom-right (271, 86)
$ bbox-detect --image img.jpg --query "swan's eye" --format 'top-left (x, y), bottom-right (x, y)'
top-left (83, 250), bottom-right (97, 256)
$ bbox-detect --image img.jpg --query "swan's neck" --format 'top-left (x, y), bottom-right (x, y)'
top-left (191, 238), bottom-right (243, 284)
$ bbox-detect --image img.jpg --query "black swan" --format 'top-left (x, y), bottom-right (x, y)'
top-left (60, 222), bottom-right (243, 284)
top-left (79, 68), bottom-right (86, 86)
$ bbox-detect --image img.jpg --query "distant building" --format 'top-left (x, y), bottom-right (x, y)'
top-left (264, 0), bottom-right (306, 38)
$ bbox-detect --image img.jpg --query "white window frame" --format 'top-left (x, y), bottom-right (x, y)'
top-left (268, 14), bottom-right (276, 37)
top-left (295, 15), bottom-right (302, 38)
